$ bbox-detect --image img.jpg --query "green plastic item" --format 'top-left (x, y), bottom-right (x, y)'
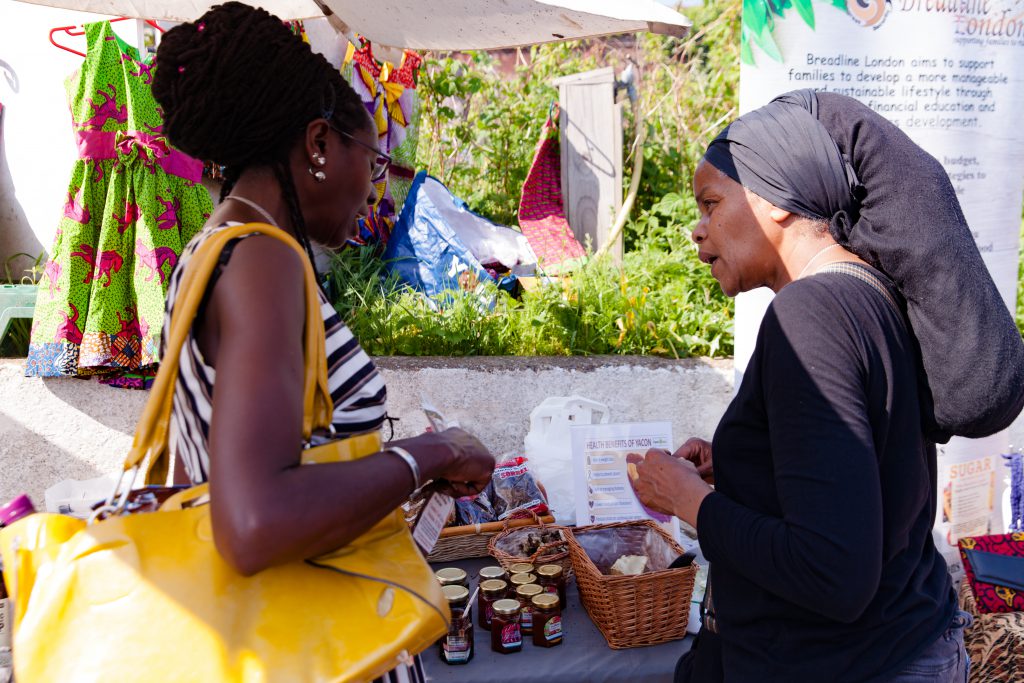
top-left (0, 284), bottom-right (37, 343)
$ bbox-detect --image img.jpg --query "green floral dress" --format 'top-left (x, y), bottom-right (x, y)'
top-left (26, 21), bottom-right (211, 388)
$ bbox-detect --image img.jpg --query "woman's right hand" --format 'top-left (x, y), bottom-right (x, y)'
top-left (674, 437), bottom-right (714, 484)
top-left (426, 428), bottom-right (496, 498)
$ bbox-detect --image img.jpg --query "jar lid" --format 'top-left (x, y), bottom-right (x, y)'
top-left (492, 599), bottom-right (521, 617)
top-left (442, 585), bottom-right (470, 603)
top-left (509, 573), bottom-right (537, 586)
top-left (538, 564), bottom-right (563, 578)
top-left (509, 562), bottom-right (535, 575)
top-left (480, 579), bottom-right (508, 595)
top-left (479, 566), bottom-right (507, 581)
top-left (435, 567), bottom-right (467, 586)
top-left (516, 584), bottom-right (543, 598)
top-left (532, 593), bottom-right (560, 609)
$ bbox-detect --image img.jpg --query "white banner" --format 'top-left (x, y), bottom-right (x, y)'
top-left (736, 0), bottom-right (1024, 571)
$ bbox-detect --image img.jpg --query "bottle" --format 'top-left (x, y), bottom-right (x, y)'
top-left (0, 494), bottom-right (36, 683)
top-left (537, 564), bottom-right (567, 609)
top-left (531, 594), bottom-right (563, 648)
top-left (437, 585), bottom-right (474, 665)
top-left (508, 572), bottom-right (537, 590)
top-left (478, 579), bottom-right (508, 630)
top-left (515, 584), bottom-right (543, 635)
top-left (489, 599), bottom-right (523, 654)
top-left (435, 567), bottom-right (469, 589)
top-left (508, 562), bottom-right (535, 576)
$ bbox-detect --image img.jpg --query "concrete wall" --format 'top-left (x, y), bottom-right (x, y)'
top-left (0, 356), bottom-right (734, 504)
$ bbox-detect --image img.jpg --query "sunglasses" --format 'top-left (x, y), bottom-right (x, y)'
top-left (329, 124), bottom-right (392, 183)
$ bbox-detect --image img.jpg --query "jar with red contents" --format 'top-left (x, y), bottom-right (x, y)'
top-left (515, 583), bottom-right (543, 635)
top-left (531, 594), bottom-right (563, 648)
top-left (537, 564), bottom-right (567, 608)
top-left (478, 579), bottom-right (508, 630)
top-left (489, 599), bottom-right (523, 654)
top-left (438, 585), bottom-right (474, 665)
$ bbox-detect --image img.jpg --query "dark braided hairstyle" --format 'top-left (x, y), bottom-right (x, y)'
top-left (152, 2), bottom-right (370, 274)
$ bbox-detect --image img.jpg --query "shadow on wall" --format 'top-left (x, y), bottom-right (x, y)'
top-left (42, 376), bottom-right (149, 436)
top-left (0, 58), bottom-right (45, 274)
top-left (0, 411), bottom-right (104, 505)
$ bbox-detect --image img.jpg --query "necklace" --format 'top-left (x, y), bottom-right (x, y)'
top-left (795, 243), bottom-right (843, 280)
top-left (224, 195), bottom-right (278, 228)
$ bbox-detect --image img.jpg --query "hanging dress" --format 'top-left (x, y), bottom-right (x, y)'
top-left (25, 20), bottom-right (211, 388)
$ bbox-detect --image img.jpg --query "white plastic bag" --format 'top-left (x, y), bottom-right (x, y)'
top-left (525, 396), bottom-right (609, 524)
top-left (44, 475), bottom-right (118, 518)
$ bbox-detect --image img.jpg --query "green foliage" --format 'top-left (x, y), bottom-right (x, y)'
top-left (329, 240), bottom-right (732, 358)
top-left (0, 252), bottom-right (44, 357)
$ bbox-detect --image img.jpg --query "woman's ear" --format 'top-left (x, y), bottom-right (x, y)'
top-left (304, 119), bottom-right (330, 157)
top-left (769, 207), bottom-right (792, 224)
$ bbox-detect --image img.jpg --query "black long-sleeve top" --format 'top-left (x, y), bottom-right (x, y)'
top-left (697, 268), bottom-right (955, 682)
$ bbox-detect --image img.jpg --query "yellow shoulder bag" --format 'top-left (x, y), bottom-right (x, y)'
top-left (0, 224), bottom-right (448, 682)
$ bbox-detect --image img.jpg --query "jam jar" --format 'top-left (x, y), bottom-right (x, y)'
top-left (515, 584), bottom-right (543, 635)
top-left (531, 594), bottom-right (563, 648)
top-left (438, 585), bottom-right (474, 665)
top-left (489, 599), bottom-right (523, 654)
top-left (479, 565), bottom-right (508, 584)
top-left (478, 579), bottom-right (508, 630)
top-left (435, 567), bottom-right (469, 589)
top-left (508, 562), bottom-right (535, 576)
top-left (508, 572), bottom-right (537, 590)
top-left (537, 564), bottom-right (567, 608)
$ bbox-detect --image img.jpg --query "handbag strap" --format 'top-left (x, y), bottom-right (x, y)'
top-left (125, 223), bottom-right (334, 482)
top-left (817, 262), bottom-right (904, 322)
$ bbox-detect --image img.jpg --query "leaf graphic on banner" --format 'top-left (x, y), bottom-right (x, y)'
top-left (832, 0), bottom-right (848, 10)
top-left (743, 0), bottom-right (768, 38)
top-left (752, 24), bottom-right (784, 62)
top-left (793, 0), bottom-right (816, 29)
top-left (740, 26), bottom-right (756, 65)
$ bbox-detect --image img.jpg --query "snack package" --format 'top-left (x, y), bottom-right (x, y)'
top-left (492, 455), bottom-right (549, 521)
top-left (454, 481), bottom-right (500, 526)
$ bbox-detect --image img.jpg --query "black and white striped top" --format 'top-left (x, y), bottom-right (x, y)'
top-left (161, 223), bottom-right (388, 486)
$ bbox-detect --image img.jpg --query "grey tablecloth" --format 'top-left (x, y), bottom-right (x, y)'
top-left (423, 557), bottom-right (693, 683)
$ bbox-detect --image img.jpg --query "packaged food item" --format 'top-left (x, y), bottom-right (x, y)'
top-left (537, 564), bottom-right (567, 608)
top-left (531, 594), bottom-right (563, 647)
top-left (435, 567), bottom-right (469, 589)
top-left (515, 584), bottom-right (543, 635)
top-left (610, 555), bottom-right (649, 576)
top-left (454, 482), bottom-right (500, 526)
top-left (492, 456), bottom-right (549, 520)
top-left (490, 599), bottom-right (523, 654)
top-left (438, 585), bottom-right (474, 665)
top-left (478, 579), bottom-right (508, 630)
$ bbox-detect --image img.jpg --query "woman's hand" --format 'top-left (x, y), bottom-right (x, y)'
top-left (675, 437), bottom-right (714, 484)
top-left (420, 428), bottom-right (495, 498)
top-left (627, 446), bottom-right (714, 528)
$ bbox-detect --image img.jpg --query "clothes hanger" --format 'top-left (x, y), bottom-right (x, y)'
top-left (49, 17), bottom-right (164, 58)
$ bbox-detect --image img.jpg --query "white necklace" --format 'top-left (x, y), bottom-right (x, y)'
top-left (224, 195), bottom-right (279, 228)
top-left (796, 243), bottom-right (843, 280)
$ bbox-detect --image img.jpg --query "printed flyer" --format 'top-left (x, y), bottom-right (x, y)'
top-left (570, 422), bottom-right (680, 541)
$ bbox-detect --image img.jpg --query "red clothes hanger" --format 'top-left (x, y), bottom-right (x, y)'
top-left (49, 17), bottom-right (164, 58)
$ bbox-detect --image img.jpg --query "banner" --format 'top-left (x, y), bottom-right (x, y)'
top-left (735, 0), bottom-right (1024, 573)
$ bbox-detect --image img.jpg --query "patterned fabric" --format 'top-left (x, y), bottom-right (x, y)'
top-left (959, 532), bottom-right (1024, 614)
top-left (162, 223), bottom-right (388, 485)
top-left (960, 580), bottom-right (1024, 682)
top-left (518, 103), bottom-right (586, 274)
top-left (26, 21), bottom-right (211, 388)
top-left (345, 38), bottom-right (422, 247)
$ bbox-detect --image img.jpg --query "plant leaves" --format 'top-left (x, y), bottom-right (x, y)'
top-left (793, 0), bottom-right (816, 29)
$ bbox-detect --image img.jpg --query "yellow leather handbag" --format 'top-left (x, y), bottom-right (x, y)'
top-left (0, 224), bottom-right (448, 683)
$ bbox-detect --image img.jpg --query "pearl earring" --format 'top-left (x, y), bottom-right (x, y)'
top-left (309, 166), bottom-right (327, 183)
top-left (312, 153), bottom-right (326, 166)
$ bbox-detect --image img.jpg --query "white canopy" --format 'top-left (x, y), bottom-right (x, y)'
top-left (13, 0), bottom-right (691, 49)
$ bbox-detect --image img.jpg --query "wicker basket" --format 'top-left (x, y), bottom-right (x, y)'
top-left (567, 520), bottom-right (696, 649)
top-left (426, 514), bottom-right (557, 563)
top-left (486, 512), bottom-right (573, 577)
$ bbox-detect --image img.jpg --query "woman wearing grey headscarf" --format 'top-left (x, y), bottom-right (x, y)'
top-left (628, 90), bottom-right (1021, 681)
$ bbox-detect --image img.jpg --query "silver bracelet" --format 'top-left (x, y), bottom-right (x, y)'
top-left (385, 446), bottom-right (421, 492)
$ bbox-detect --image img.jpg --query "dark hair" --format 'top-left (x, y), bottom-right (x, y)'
top-left (152, 2), bottom-right (370, 260)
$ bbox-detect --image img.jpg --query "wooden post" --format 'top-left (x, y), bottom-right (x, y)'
top-left (554, 68), bottom-right (623, 261)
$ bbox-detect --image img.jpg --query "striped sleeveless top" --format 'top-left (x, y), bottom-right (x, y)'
top-left (161, 223), bottom-right (388, 485)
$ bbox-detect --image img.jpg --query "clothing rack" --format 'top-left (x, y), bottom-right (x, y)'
top-left (49, 17), bottom-right (164, 58)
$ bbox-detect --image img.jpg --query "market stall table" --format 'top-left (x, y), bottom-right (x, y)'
top-left (423, 556), bottom-right (695, 683)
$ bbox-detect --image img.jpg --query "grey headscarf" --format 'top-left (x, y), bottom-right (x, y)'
top-left (703, 89), bottom-right (1024, 442)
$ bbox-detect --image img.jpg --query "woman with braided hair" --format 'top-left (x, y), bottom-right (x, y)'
top-left (152, 4), bottom-right (495, 680)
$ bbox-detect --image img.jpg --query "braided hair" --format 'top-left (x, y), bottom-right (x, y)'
top-left (152, 1), bottom-right (371, 271)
